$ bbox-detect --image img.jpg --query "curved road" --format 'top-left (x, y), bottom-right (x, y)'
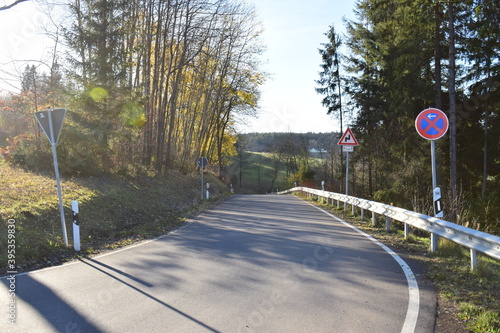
top-left (1, 194), bottom-right (435, 332)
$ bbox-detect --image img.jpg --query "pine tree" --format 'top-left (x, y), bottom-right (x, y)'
top-left (316, 25), bottom-right (344, 134)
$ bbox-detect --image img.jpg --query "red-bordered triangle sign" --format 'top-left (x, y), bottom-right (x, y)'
top-left (337, 128), bottom-right (359, 146)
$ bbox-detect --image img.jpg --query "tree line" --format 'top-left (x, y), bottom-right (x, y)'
top-left (0, 0), bottom-right (265, 176)
top-left (316, 0), bottom-right (499, 232)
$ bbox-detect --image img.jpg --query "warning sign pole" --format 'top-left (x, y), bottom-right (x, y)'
top-left (345, 149), bottom-right (349, 198)
top-left (49, 110), bottom-right (68, 246)
top-left (35, 108), bottom-right (68, 246)
top-left (337, 128), bottom-right (359, 200)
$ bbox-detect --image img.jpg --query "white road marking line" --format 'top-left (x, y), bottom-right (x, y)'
top-left (304, 200), bottom-right (420, 333)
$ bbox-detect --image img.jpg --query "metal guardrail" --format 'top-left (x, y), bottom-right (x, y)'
top-left (278, 187), bottom-right (500, 270)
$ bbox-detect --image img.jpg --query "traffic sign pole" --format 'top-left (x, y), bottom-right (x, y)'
top-left (337, 128), bottom-right (358, 202)
top-left (201, 166), bottom-right (204, 200)
top-left (48, 109), bottom-right (68, 246)
top-left (415, 108), bottom-right (449, 223)
top-left (345, 151), bottom-right (349, 198)
top-left (197, 157), bottom-right (208, 200)
top-left (431, 140), bottom-right (437, 191)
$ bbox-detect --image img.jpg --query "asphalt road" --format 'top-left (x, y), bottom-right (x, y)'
top-left (1, 194), bottom-right (435, 333)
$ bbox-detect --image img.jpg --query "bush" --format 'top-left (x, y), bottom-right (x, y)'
top-left (0, 134), bottom-right (52, 171)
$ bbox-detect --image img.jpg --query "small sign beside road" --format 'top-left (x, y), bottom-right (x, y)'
top-left (415, 108), bottom-right (449, 140)
top-left (337, 128), bottom-right (359, 199)
top-left (197, 157), bottom-right (209, 169)
top-left (35, 108), bottom-right (67, 144)
top-left (33, 108), bottom-right (68, 246)
top-left (416, 108), bottom-right (448, 220)
top-left (337, 128), bottom-right (359, 146)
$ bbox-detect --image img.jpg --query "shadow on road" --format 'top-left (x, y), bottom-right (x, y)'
top-left (79, 258), bottom-right (220, 333)
top-left (3, 274), bottom-right (105, 332)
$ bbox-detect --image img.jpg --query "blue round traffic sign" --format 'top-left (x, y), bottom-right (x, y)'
top-left (415, 108), bottom-right (449, 140)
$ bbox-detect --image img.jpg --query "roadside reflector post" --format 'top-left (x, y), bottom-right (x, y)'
top-left (197, 157), bottom-right (208, 200)
top-left (72, 201), bottom-right (80, 251)
top-left (321, 183), bottom-right (325, 204)
top-left (206, 182), bottom-right (210, 200)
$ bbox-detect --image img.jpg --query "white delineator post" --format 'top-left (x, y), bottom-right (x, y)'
top-left (72, 201), bottom-right (80, 251)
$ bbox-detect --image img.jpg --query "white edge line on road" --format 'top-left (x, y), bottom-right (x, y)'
top-left (303, 200), bottom-right (420, 333)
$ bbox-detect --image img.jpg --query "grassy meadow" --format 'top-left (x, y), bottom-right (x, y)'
top-left (226, 151), bottom-right (290, 194)
top-left (0, 158), bottom-right (228, 274)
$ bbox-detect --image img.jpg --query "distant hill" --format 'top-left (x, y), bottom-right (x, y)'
top-left (239, 132), bottom-right (341, 152)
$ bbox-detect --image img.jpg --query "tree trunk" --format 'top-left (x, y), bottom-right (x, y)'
top-left (448, 1), bottom-right (457, 220)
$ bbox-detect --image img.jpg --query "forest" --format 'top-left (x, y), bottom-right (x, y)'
top-left (0, 0), bottom-right (499, 234)
top-left (0, 0), bottom-right (264, 175)
top-left (313, 0), bottom-right (500, 234)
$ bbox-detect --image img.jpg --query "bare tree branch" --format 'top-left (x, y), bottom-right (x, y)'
top-left (0, 0), bottom-right (29, 12)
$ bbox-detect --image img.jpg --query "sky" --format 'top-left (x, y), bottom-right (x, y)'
top-left (241, 0), bottom-right (357, 133)
top-left (0, 0), bottom-right (358, 133)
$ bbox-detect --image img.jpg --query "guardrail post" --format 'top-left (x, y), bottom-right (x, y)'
top-left (431, 233), bottom-right (438, 252)
top-left (470, 249), bottom-right (477, 271)
top-left (361, 208), bottom-right (365, 220)
top-left (404, 223), bottom-right (410, 239)
top-left (337, 200), bottom-right (340, 209)
top-left (385, 216), bottom-right (391, 231)
top-left (372, 211), bottom-right (376, 226)
top-left (351, 204), bottom-right (355, 215)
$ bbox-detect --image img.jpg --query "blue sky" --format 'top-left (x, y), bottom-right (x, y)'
top-left (0, 0), bottom-right (358, 133)
top-left (241, 0), bottom-right (357, 133)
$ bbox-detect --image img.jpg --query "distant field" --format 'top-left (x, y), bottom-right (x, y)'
top-left (226, 151), bottom-right (290, 194)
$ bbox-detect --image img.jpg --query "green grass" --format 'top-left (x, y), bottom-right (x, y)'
top-left (302, 195), bottom-right (500, 333)
top-left (1, 160), bottom-right (228, 274)
top-left (227, 151), bottom-right (290, 193)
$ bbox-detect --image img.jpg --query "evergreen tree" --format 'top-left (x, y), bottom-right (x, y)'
top-left (316, 25), bottom-right (345, 134)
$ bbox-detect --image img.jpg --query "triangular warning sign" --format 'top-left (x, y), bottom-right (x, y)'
top-left (337, 128), bottom-right (359, 146)
top-left (35, 108), bottom-right (67, 145)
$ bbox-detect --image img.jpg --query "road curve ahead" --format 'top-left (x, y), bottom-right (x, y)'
top-left (1, 194), bottom-right (435, 333)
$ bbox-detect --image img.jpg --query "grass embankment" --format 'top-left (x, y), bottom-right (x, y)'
top-left (305, 195), bottom-right (500, 333)
top-left (226, 151), bottom-right (327, 194)
top-left (226, 151), bottom-right (289, 194)
top-left (0, 161), bottom-right (228, 274)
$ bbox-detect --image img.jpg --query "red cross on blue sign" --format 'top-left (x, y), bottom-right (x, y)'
top-left (415, 108), bottom-right (449, 140)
